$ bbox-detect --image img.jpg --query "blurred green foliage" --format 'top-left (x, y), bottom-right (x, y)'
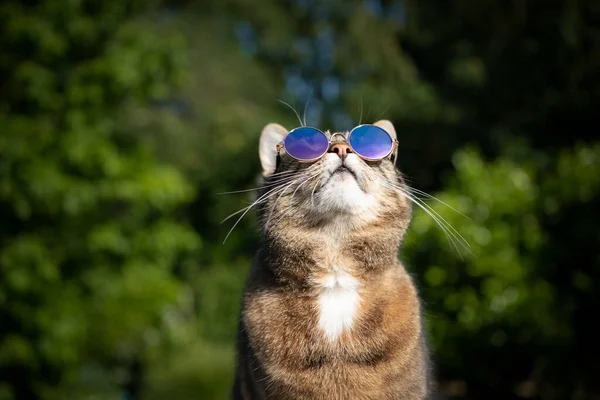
top-left (0, 1), bottom-right (198, 398)
top-left (1, 0), bottom-right (599, 399)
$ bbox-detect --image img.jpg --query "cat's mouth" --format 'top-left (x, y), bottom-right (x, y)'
top-left (331, 165), bottom-right (357, 180)
top-left (325, 164), bottom-right (365, 192)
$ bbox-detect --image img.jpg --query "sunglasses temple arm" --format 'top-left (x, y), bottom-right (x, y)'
top-left (391, 140), bottom-right (399, 166)
top-left (276, 142), bottom-right (284, 169)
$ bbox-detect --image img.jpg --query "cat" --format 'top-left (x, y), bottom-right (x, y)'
top-left (232, 120), bottom-right (433, 399)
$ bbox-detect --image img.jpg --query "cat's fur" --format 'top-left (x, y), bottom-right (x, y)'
top-left (232, 120), bottom-right (433, 399)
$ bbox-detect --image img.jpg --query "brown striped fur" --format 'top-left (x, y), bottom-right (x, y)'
top-left (232, 120), bottom-right (433, 399)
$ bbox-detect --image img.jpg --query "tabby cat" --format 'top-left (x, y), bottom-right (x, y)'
top-left (232, 120), bottom-right (433, 400)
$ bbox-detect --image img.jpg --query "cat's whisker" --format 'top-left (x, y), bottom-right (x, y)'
top-left (291, 175), bottom-right (313, 198)
top-left (263, 172), bottom-right (302, 183)
top-left (265, 170), bottom-right (322, 229)
top-left (380, 180), bottom-right (470, 245)
top-left (376, 179), bottom-right (471, 257)
top-left (302, 89), bottom-right (313, 127)
top-left (402, 189), bottom-right (469, 255)
top-left (403, 191), bottom-right (471, 252)
top-left (221, 206), bottom-right (251, 224)
top-left (287, 174), bottom-right (318, 202)
top-left (268, 170), bottom-right (299, 178)
top-left (222, 179), bottom-right (305, 242)
top-left (218, 175), bottom-right (303, 195)
top-left (310, 178), bottom-right (321, 207)
top-left (375, 103), bottom-right (391, 122)
top-left (358, 96), bottom-right (363, 126)
top-left (277, 173), bottom-right (321, 222)
top-left (379, 182), bottom-right (460, 253)
top-left (220, 182), bottom-right (290, 224)
top-left (265, 179), bottom-right (307, 229)
top-left (403, 185), bottom-right (471, 220)
top-left (277, 99), bottom-right (304, 127)
top-left (218, 187), bottom-right (265, 195)
top-left (223, 164), bottom-right (325, 239)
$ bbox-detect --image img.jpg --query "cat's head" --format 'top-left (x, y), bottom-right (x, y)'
top-left (257, 120), bottom-right (411, 235)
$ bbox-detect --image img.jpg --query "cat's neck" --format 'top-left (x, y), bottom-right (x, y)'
top-left (258, 216), bottom-right (405, 289)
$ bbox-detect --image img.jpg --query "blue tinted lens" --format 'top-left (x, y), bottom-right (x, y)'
top-left (348, 125), bottom-right (393, 160)
top-left (284, 127), bottom-right (329, 160)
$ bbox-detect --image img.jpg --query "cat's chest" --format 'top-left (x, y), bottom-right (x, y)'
top-left (307, 244), bottom-right (365, 341)
top-left (247, 262), bottom-right (367, 346)
top-left (244, 268), bottom-right (406, 382)
top-left (314, 267), bottom-right (361, 341)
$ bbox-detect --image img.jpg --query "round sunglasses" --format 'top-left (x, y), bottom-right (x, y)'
top-left (276, 124), bottom-right (398, 162)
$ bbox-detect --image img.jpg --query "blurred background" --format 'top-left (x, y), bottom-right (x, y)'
top-left (1, 0), bottom-right (599, 399)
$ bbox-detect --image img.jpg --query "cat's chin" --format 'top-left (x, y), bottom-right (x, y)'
top-left (311, 175), bottom-right (377, 218)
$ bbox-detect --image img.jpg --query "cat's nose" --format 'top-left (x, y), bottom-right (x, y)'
top-left (329, 142), bottom-right (352, 159)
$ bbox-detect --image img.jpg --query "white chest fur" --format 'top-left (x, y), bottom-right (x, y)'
top-left (317, 269), bottom-right (361, 340)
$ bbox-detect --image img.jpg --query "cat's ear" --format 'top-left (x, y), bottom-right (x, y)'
top-left (259, 123), bottom-right (288, 177)
top-left (373, 119), bottom-right (397, 140)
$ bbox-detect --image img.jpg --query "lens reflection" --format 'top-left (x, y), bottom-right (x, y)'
top-left (348, 125), bottom-right (393, 160)
top-left (284, 127), bottom-right (329, 160)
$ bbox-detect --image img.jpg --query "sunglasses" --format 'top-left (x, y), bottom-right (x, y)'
top-left (276, 124), bottom-right (398, 163)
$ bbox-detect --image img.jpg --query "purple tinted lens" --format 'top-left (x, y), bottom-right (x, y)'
top-left (284, 127), bottom-right (329, 160)
top-left (348, 125), bottom-right (393, 160)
